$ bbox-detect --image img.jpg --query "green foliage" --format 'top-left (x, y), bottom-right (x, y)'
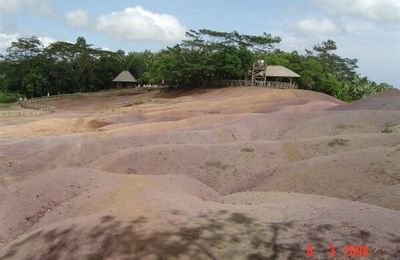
top-left (0, 91), bottom-right (19, 103)
top-left (145, 30), bottom-right (262, 86)
top-left (123, 51), bottom-right (154, 83)
top-left (0, 33), bottom-right (393, 103)
top-left (1, 36), bottom-right (128, 97)
top-left (6, 36), bottom-right (43, 61)
top-left (259, 40), bottom-right (392, 101)
top-left (22, 70), bottom-right (48, 97)
top-left (219, 50), bottom-right (242, 77)
top-left (184, 29), bottom-right (281, 52)
top-left (0, 74), bottom-right (9, 92)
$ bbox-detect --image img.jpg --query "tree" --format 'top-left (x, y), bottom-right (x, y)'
top-left (310, 40), bottom-right (358, 81)
top-left (123, 51), bottom-right (154, 82)
top-left (22, 70), bottom-right (47, 97)
top-left (146, 29), bottom-right (277, 86)
top-left (6, 37), bottom-right (43, 61)
top-left (0, 33), bottom-right (392, 102)
top-left (216, 47), bottom-right (246, 79)
top-left (183, 29), bottom-right (281, 52)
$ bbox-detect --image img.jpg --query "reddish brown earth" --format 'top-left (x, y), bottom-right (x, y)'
top-left (0, 87), bottom-right (399, 259)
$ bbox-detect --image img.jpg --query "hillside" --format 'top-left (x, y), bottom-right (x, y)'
top-left (1, 87), bottom-right (399, 259)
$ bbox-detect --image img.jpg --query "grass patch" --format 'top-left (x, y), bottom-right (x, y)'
top-left (328, 138), bottom-right (349, 147)
top-left (241, 147), bottom-right (255, 153)
top-left (205, 160), bottom-right (231, 170)
top-left (134, 100), bottom-right (145, 105)
top-left (155, 88), bottom-right (208, 99)
top-left (382, 128), bottom-right (393, 133)
top-left (117, 92), bottom-right (141, 96)
top-left (0, 91), bottom-right (19, 103)
top-left (382, 122), bottom-right (400, 133)
top-left (88, 120), bottom-right (111, 129)
top-left (336, 124), bottom-right (356, 129)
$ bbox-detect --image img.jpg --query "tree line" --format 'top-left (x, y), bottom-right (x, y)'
top-left (0, 29), bottom-right (393, 102)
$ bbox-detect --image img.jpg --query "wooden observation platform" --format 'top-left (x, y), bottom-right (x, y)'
top-left (249, 60), bottom-right (300, 88)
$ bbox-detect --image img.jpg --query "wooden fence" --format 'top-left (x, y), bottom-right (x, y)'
top-left (0, 109), bottom-right (51, 118)
top-left (19, 100), bottom-right (56, 112)
top-left (214, 80), bottom-right (298, 89)
top-left (1, 82), bottom-right (296, 118)
top-left (1, 88), bottom-right (146, 118)
top-left (26, 87), bottom-right (153, 102)
top-left (0, 100), bottom-right (55, 118)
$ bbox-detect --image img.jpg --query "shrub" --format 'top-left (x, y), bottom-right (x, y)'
top-left (0, 91), bottom-right (19, 103)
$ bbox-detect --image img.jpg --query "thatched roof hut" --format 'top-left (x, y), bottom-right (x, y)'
top-left (255, 65), bottom-right (300, 78)
top-left (265, 65), bottom-right (300, 78)
top-left (113, 71), bottom-right (138, 88)
top-left (113, 71), bottom-right (138, 83)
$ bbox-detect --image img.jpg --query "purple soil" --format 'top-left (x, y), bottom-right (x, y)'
top-left (1, 87), bottom-right (399, 259)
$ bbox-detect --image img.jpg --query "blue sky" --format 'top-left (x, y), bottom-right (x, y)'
top-left (0, 0), bottom-right (399, 86)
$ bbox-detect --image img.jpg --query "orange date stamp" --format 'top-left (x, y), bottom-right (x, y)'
top-left (306, 243), bottom-right (369, 257)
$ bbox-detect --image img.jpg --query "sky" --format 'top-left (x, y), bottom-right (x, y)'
top-left (0, 0), bottom-right (399, 87)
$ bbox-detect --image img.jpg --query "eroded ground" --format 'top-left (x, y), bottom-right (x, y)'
top-left (1, 87), bottom-right (400, 259)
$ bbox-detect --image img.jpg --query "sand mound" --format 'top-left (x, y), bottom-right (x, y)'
top-left (2, 189), bottom-right (400, 259)
top-left (281, 110), bottom-right (400, 139)
top-left (251, 145), bottom-right (400, 208)
top-left (331, 89), bottom-right (400, 111)
top-left (1, 87), bottom-right (400, 259)
top-left (90, 134), bottom-right (400, 197)
top-left (0, 168), bottom-right (219, 244)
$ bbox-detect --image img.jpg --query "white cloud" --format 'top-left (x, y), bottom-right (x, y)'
top-left (279, 33), bottom-right (313, 51)
top-left (38, 36), bottom-right (56, 47)
top-left (64, 6), bottom-right (187, 43)
top-left (312, 0), bottom-right (400, 23)
top-left (0, 33), bottom-right (56, 50)
top-left (0, 32), bottom-right (19, 48)
top-left (339, 19), bottom-right (378, 36)
top-left (297, 18), bottom-right (344, 34)
top-left (66, 9), bottom-right (90, 27)
top-left (31, 0), bottom-right (56, 18)
top-left (95, 6), bottom-right (186, 42)
top-left (0, 0), bottom-right (21, 13)
top-left (0, 0), bottom-right (56, 17)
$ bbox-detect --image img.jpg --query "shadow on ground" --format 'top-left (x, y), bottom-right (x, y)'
top-left (1, 210), bottom-right (399, 259)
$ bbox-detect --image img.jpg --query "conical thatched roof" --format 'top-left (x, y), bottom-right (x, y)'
top-left (255, 65), bottom-right (300, 78)
top-left (113, 71), bottom-right (138, 82)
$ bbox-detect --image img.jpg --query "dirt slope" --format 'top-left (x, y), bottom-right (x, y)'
top-left (1, 87), bottom-right (399, 259)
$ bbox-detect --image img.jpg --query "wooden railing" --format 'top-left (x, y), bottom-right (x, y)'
top-left (19, 100), bottom-right (56, 113)
top-left (0, 109), bottom-right (52, 118)
top-left (25, 87), bottom-right (153, 101)
top-left (0, 100), bottom-right (55, 118)
top-left (214, 80), bottom-right (298, 89)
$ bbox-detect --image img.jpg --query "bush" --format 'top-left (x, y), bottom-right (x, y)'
top-left (0, 91), bottom-right (19, 103)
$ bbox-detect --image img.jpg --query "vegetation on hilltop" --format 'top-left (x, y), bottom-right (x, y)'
top-left (0, 30), bottom-right (393, 102)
